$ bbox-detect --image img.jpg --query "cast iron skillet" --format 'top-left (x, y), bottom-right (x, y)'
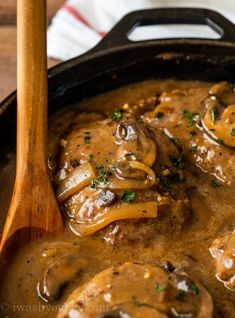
top-left (1, 8), bottom-right (235, 164)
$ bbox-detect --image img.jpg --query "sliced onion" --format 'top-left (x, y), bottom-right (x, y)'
top-left (57, 162), bottom-right (96, 202)
top-left (107, 161), bottom-right (156, 190)
top-left (70, 201), bottom-right (158, 236)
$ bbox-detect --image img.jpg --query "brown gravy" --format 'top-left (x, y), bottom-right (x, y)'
top-left (0, 79), bottom-right (235, 318)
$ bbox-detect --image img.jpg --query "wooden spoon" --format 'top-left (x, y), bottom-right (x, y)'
top-left (0, 0), bottom-right (63, 260)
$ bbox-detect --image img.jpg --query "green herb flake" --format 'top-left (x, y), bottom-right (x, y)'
top-left (211, 108), bottom-right (219, 123)
top-left (83, 135), bottom-right (91, 144)
top-left (230, 287), bottom-right (235, 293)
top-left (211, 180), bottom-right (221, 188)
top-left (183, 110), bottom-right (199, 127)
top-left (156, 112), bottom-right (164, 119)
top-left (131, 295), bottom-right (145, 307)
top-left (231, 128), bottom-right (235, 136)
top-left (228, 223), bottom-right (235, 231)
top-left (176, 289), bottom-right (186, 300)
top-left (203, 284), bottom-right (209, 291)
top-left (88, 153), bottom-right (94, 162)
top-left (170, 137), bottom-right (180, 144)
top-left (169, 155), bottom-right (187, 170)
top-left (111, 109), bottom-right (123, 121)
top-left (91, 165), bottom-right (112, 188)
top-left (154, 282), bottom-right (167, 293)
top-left (96, 163), bottom-right (104, 170)
top-left (190, 146), bottom-right (198, 153)
top-left (191, 284), bottom-right (199, 295)
top-left (122, 191), bottom-right (135, 203)
top-left (97, 171), bottom-right (111, 185)
top-left (216, 138), bottom-right (223, 145)
top-left (166, 173), bottom-right (185, 189)
top-left (110, 163), bottom-right (117, 169)
top-left (91, 178), bottom-right (99, 189)
top-left (190, 131), bottom-right (197, 137)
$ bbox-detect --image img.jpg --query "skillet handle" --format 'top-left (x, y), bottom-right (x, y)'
top-left (95, 8), bottom-right (235, 50)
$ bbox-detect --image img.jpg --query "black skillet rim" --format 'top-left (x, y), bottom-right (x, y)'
top-left (1, 7), bottom-right (235, 159)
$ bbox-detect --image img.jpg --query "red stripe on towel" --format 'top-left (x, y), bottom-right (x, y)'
top-left (63, 3), bottom-right (106, 36)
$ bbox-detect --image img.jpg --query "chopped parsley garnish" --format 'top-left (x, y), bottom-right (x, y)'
top-left (190, 146), bottom-right (198, 153)
top-left (230, 287), bottom-right (235, 293)
top-left (204, 284), bottom-right (209, 291)
top-left (91, 164), bottom-right (112, 188)
top-left (169, 155), bottom-right (186, 170)
top-left (211, 108), bottom-right (219, 123)
top-left (228, 223), bottom-right (235, 231)
top-left (156, 112), bottom-right (164, 118)
top-left (122, 191), bottom-right (135, 203)
top-left (91, 179), bottom-right (99, 189)
top-left (170, 137), bottom-right (180, 144)
top-left (154, 282), bottom-right (167, 292)
top-left (216, 137), bottom-right (223, 145)
top-left (211, 180), bottom-right (221, 188)
top-left (183, 110), bottom-right (199, 127)
top-left (191, 284), bottom-right (199, 295)
top-left (190, 131), bottom-right (197, 137)
top-left (166, 173), bottom-right (185, 189)
top-left (97, 171), bottom-right (110, 184)
top-left (83, 133), bottom-right (91, 144)
top-left (88, 153), bottom-right (94, 162)
top-left (110, 163), bottom-right (117, 169)
top-left (176, 289), bottom-right (186, 300)
top-left (131, 295), bottom-right (145, 307)
top-left (231, 128), bottom-right (235, 136)
top-left (96, 163), bottom-right (104, 170)
top-left (111, 109), bottom-right (123, 121)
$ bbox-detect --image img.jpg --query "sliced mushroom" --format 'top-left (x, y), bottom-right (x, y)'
top-left (208, 81), bottom-right (235, 105)
top-left (56, 116), bottom-right (157, 194)
top-left (210, 231), bottom-right (235, 290)
top-left (115, 119), bottom-right (157, 170)
top-left (201, 82), bottom-right (235, 148)
top-left (143, 84), bottom-right (235, 185)
top-left (202, 97), bottom-right (235, 148)
top-left (96, 190), bottom-right (117, 208)
top-left (37, 256), bottom-right (87, 303)
top-left (58, 262), bottom-right (213, 318)
top-left (107, 160), bottom-right (156, 190)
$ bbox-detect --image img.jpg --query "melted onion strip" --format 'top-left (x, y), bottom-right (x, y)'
top-left (57, 162), bottom-right (96, 202)
top-left (70, 201), bottom-right (158, 236)
top-left (107, 161), bottom-right (156, 190)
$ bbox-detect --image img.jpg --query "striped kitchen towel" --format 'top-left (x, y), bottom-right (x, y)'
top-left (47, 0), bottom-right (235, 61)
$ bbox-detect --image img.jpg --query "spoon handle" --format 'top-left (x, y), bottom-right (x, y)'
top-left (0, 0), bottom-right (63, 257)
top-left (17, 0), bottom-right (48, 175)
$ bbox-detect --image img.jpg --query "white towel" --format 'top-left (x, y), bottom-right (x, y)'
top-left (47, 0), bottom-right (235, 61)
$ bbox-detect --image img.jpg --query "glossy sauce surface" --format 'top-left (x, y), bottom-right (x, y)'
top-left (0, 80), bottom-right (235, 318)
